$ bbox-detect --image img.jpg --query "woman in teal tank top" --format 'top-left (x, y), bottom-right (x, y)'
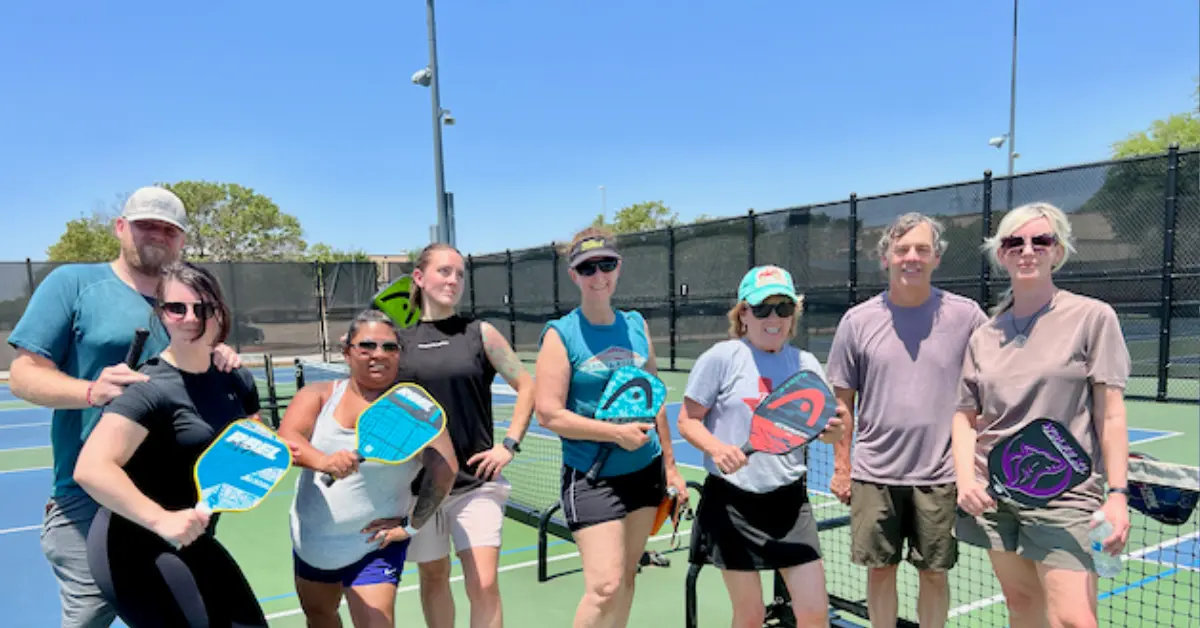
top-left (535, 228), bottom-right (688, 627)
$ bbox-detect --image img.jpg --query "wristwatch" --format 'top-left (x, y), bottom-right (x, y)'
top-left (1107, 487), bottom-right (1130, 496)
top-left (503, 437), bottom-right (521, 454)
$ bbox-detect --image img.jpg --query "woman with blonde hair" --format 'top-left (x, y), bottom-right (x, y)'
top-left (952, 202), bottom-right (1132, 628)
top-left (534, 227), bottom-right (689, 628)
top-left (676, 264), bottom-right (845, 628)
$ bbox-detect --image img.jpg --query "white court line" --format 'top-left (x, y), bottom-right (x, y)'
top-left (0, 465), bottom-right (50, 475)
top-left (0, 445), bottom-right (50, 454)
top-left (264, 527), bottom-right (695, 621)
top-left (0, 524), bottom-right (39, 536)
top-left (1128, 431), bottom-right (1184, 446)
top-left (0, 422), bottom-right (49, 429)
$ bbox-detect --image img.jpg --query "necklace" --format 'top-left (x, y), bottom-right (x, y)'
top-left (1010, 297), bottom-right (1054, 347)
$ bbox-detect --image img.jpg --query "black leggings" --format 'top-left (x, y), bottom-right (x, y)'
top-left (87, 508), bottom-right (267, 628)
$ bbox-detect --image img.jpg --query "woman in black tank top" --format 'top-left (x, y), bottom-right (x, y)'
top-left (395, 243), bottom-right (537, 627)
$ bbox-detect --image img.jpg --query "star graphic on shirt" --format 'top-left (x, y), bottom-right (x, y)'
top-left (742, 377), bottom-right (772, 412)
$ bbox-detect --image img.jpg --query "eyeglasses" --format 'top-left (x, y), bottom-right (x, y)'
top-left (576, 258), bottom-right (618, 276)
top-left (162, 301), bottom-right (216, 320)
top-left (351, 340), bottom-right (400, 354)
top-left (750, 301), bottom-right (796, 319)
top-left (999, 233), bottom-right (1057, 253)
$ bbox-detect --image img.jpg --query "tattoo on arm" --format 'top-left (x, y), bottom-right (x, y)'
top-left (483, 324), bottom-right (527, 385)
top-left (410, 446), bottom-right (456, 529)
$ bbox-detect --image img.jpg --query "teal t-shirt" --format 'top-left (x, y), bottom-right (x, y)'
top-left (539, 308), bottom-right (662, 477)
top-left (7, 263), bottom-right (169, 499)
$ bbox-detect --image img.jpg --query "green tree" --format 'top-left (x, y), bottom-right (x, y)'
top-left (1111, 81), bottom-right (1200, 157)
top-left (46, 211), bottom-right (121, 262)
top-left (161, 181), bottom-right (307, 261)
top-left (303, 243), bottom-right (371, 262)
top-left (591, 201), bottom-right (680, 233)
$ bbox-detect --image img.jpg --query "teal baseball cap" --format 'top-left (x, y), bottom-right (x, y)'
top-left (738, 265), bottom-right (798, 306)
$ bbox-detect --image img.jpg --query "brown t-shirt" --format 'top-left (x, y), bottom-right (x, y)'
top-left (957, 290), bottom-right (1131, 510)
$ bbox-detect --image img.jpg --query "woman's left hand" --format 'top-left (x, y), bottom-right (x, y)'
top-left (1096, 493), bottom-right (1130, 555)
top-left (467, 444), bottom-right (514, 481)
top-left (818, 405), bottom-right (849, 444)
top-left (362, 517), bottom-right (412, 549)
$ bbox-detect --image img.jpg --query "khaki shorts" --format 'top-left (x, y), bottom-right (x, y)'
top-left (407, 479), bottom-right (511, 564)
top-left (850, 480), bottom-right (958, 571)
top-left (955, 501), bottom-right (1094, 572)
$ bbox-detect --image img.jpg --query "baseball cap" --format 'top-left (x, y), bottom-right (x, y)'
top-left (738, 265), bottom-right (798, 306)
top-left (121, 186), bottom-right (188, 231)
top-left (568, 234), bottom-right (621, 268)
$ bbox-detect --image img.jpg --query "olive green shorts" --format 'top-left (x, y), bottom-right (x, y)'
top-left (955, 501), bottom-right (1095, 572)
top-left (850, 480), bottom-right (958, 571)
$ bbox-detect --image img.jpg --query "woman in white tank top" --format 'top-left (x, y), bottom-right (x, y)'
top-left (278, 310), bottom-right (458, 627)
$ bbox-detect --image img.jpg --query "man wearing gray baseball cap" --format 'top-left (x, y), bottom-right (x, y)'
top-left (8, 185), bottom-right (244, 627)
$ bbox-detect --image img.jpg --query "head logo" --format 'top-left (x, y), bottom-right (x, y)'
top-left (756, 267), bottom-right (784, 287)
top-left (580, 238), bottom-right (605, 251)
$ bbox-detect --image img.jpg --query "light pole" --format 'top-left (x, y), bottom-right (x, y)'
top-left (411, 0), bottom-right (454, 246)
top-left (988, 0), bottom-right (1020, 211)
top-left (599, 185), bottom-right (606, 215)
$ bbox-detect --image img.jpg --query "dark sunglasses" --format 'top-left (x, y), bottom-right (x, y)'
top-left (162, 301), bottom-right (217, 320)
top-left (576, 258), bottom-right (619, 276)
top-left (999, 233), bottom-right (1057, 251)
top-left (351, 340), bottom-right (400, 354)
top-left (750, 301), bottom-right (797, 319)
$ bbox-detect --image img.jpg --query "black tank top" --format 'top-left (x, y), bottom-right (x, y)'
top-left (396, 315), bottom-right (497, 494)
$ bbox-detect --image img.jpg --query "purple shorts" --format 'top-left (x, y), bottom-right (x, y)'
top-left (293, 540), bottom-right (410, 588)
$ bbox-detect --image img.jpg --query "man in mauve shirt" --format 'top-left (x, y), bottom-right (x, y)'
top-left (826, 212), bottom-right (988, 628)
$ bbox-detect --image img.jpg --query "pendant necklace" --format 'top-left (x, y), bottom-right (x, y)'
top-left (1011, 297), bottom-right (1054, 348)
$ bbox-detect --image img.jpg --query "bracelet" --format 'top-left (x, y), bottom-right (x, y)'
top-left (85, 382), bottom-right (95, 407)
top-left (403, 524), bottom-right (419, 537)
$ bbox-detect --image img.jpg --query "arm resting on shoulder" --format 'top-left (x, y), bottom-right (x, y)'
top-left (9, 350), bottom-right (92, 409)
top-left (74, 413), bottom-right (169, 532)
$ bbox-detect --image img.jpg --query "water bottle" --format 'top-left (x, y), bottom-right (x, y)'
top-left (1089, 510), bottom-right (1123, 578)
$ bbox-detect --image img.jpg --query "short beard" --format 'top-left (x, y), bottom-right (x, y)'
top-left (128, 243), bottom-right (174, 275)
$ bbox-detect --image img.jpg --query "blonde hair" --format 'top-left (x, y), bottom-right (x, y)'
top-left (982, 201), bottom-right (1076, 315)
top-left (726, 294), bottom-right (805, 339)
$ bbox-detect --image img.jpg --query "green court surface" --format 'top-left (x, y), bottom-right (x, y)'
top-left (1, 358), bottom-right (1197, 626)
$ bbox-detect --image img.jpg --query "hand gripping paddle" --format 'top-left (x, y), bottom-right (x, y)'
top-left (320, 382), bottom-right (447, 487)
top-left (739, 368), bottom-right (837, 458)
top-left (982, 417), bottom-right (1093, 508)
top-left (373, 274), bottom-right (422, 329)
top-left (193, 419), bottom-right (293, 516)
top-left (585, 366), bottom-right (668, 482)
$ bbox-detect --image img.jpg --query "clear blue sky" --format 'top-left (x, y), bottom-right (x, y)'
top-left (1, 0), bottom-right (1196, 261)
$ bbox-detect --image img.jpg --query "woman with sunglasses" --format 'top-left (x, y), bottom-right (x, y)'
top-left (952, 202), bottom-right (1131, 628)
top-left (74, 261), bottom-right (268, 627)
top-left (395, 242), bottom-right (536, 628)
top-left (535, 227), bottom-right (689, 628)
top-left (676, 265), bottom-right (845, 628)
top-left (279, 308), bottom-right (458, 628)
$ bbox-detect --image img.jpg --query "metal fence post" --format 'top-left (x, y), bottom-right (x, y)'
top-left (467, 254), bottom-right (477, 317)
top-left (24, 258), bottom-right (33, 298)
top-left (551, 241), bottom-right (561, 317)
top-left (668, 226), bottom-right (677, 371)
top-left (226, 260), bottom-right (242, 353)
top-left (1156, 143), bottom-right (1180, 401)
top-left (981, 171), bottom-right (994, 308)
top-left (747, 209), bottom-right (756, 269)
top-left (848, 193), bottom-right (858, 307)
top-left (506, 249), bottom-right (516, 343)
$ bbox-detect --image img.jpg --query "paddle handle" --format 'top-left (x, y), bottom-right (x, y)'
top-left (320, 454), bottom-right (367, 487)
top-left (126, 328), bottom-right (150, 368)
top-left (586, 446), bottom-right (614, 482)
top-left (168, 501), bottom-right (213, 551)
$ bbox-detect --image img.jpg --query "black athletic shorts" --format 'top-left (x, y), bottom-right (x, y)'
top-left (688, 474), bottom-right (822, 571)
top-left (87, 507), bottom-right (267, 627)
top-left (560, 455), bottom-right (666, 532)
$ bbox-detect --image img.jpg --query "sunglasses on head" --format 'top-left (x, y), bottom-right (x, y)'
top-left (575, 258), bottom-right (618, 276)
top-left (351, 340), bottom-right (400, 354)
top-left (162, 301), bottom-right (216, 320)
top-left (999, 233), bottom-right (1057, 251)
top-left (750, 301), bottom-right (796, 319)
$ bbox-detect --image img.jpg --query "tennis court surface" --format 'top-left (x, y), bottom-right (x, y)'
top-left (1, 358), bottom-right (1197, 626)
